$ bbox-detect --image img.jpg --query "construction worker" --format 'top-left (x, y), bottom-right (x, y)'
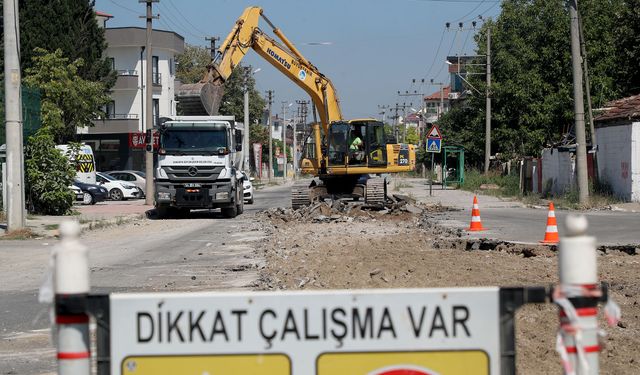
top-left (349, 129), bottom-right (364, 164)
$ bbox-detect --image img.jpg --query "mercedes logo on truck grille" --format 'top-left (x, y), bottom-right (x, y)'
top-left (187, 166), bottom-right (198, 177)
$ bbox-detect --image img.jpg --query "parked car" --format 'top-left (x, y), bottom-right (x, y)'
top-left (69, 185), bottom-right (84, 202)
top-left (240, 171), bottom-right (254, 204)
top-left (106, 170), bottom-right (146, 197)
top-left (73, 180), bottom-right (108, 205)
top-left (96, 172), bottom-right (140, 201)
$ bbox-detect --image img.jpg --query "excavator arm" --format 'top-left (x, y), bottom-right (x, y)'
top-left (181, 6), bottom-right (342, 136)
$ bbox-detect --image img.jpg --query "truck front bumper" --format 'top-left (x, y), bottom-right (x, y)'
top-left (155, 182), bottom-right (233, 208)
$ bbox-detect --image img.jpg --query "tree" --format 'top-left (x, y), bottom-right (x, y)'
top-left (0, 0), bottom-right (115, 86)
top-left (218, 64), bottom-right (266, 123)
top-left (614, 0), bottom-right (640, 96)
top-left (24, 48), bottom-right (111, 143)
top-left (175, 44), bottom-right (210, 84)
top-left (439, 0), bottom-right (626, 166)
top-left (24, 128), bottom-right (76, 215)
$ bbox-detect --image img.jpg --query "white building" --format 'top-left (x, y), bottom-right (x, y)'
top-left (594, 94), bottom-right (640, 202)
top-left (81, 15), bottom-right (184, 171)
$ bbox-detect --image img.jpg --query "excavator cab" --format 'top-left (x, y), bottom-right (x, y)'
top-left (326, 120), bottom-right (387, 168)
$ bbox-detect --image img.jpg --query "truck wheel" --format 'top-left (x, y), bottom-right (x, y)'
top-left (236, 187), bottom-right (244, 214)
top-left (156, 205), bottom-right (169, 219)
top-left (221, 205), bottom-right (237, 218)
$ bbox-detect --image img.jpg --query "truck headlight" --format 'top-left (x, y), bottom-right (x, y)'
top-left (215, 192), bottom-right (229, 200)
top-left (157, 192), bottom-right (171, 200)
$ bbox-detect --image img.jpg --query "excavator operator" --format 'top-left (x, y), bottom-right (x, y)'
top-left (349, 127), bottom-right (365, 165)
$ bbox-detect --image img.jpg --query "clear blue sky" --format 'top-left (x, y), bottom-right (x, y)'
top-left (98, 0), bottom-right (501, 119)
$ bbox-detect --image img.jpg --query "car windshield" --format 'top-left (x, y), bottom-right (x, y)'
top-left (99, 173), bottom-right (116, 181)
top-left (161, 126), bottom-right (227, 154)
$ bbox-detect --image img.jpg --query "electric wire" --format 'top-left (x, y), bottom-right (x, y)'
top-left (165, 0), bottom-right (210, 36)
top-left (451, 0), bottom-right (486, 23)
top-left (108, 0), bottom-right (139, 15)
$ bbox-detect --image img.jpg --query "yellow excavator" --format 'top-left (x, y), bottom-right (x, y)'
top-left (176, 6), bottom-right (416, 208)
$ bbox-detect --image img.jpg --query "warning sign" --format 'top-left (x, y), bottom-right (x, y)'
top-left (427, 125), bottom-right (442, 139)
top-left (110, 288), bottom-right (500, 374)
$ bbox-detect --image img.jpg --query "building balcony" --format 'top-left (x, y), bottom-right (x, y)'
top-left (89, 114), bottom-right (140, 134)
top-left (113, 73), bottom-right (139, 90)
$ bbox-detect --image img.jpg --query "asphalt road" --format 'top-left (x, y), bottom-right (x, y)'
top-left (0, 183), bottom-right (291, 375)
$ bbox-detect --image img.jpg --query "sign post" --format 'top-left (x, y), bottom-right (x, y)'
top-left (426, 125), bottom-right (442, 196)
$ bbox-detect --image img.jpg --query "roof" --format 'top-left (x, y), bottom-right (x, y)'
top-left (424, 86), bottom-right (451, 101)
top-left (95, 11), bottom-right (114, 18)
top-left (594, 94), bottom-right (640, 123)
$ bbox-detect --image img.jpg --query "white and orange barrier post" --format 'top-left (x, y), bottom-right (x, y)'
top-left (554, 215), bottom-right (621, 375)
top-left (54, 221), bottom-right (91, 375)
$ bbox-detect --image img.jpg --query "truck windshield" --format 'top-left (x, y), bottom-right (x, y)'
top-left (161, 128), bottom-right (227, 154)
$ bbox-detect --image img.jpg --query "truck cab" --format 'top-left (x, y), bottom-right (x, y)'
top-left (154, 116), bottom-right (245, 218)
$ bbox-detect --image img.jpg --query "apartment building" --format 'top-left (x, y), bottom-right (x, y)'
top-left (81, 15), bottom-right (184, 171)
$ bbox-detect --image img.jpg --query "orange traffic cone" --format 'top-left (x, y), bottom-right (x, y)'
top-left (540, 202), bottom-right (559, 244)
top-left (467, 196), bottom-right (486, 231)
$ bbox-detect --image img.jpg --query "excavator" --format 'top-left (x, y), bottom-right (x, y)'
top-left (176, 6), bottom-right (416, 208)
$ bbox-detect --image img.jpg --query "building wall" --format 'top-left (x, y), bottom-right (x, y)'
top-left (541, 148), bottom-right (576, 195)
top-left (596, 123), bottom-right (635, 201)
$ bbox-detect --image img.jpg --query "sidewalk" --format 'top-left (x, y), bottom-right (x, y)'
top-left (399, 178), bottom-right (640, 247)
top-left (24, 200), bottom-right (149, 237)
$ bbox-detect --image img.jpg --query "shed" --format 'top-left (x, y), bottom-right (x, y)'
top-left (594, 94), bottom-right (640, 202)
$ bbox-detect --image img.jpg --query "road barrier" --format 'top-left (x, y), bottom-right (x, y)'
top-left (49, 216), bottom-right (619, 375)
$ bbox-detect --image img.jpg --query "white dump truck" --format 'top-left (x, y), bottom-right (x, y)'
top-left (152, 116), bottom-right (245, 218)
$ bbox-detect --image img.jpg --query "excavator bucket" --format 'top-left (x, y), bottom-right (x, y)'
top-left (176, 82), bottom-right (225, 116)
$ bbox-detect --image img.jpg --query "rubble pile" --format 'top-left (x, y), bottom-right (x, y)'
top-left (259, 195), bottom-right (444, 224)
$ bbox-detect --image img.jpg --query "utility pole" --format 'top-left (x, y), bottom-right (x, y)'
top-left (266, 90), bottom-right (274, 180)
top-left (242, 67), bottom-right (251, 173)
top-left (377, 105), bottom-right (389, 123)
top-left (294, 100), bottom-right (309, 178)
top-left (140, 0), bottom-right (158, 205)
top-left (484, 26), bottom-right (492, 175)
top-left (205, 36), bottom-right (220, 60)
top-left (569, 0), bottom-right (589, 204)
top-left (281, 101), bottom-right (288, 181)
top-left (578, 9), bottom-right (598, 180)
top-left (4, 0), bottom-right (25, 230)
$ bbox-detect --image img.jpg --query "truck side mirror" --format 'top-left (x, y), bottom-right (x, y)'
top-left (235, 129), bottom-right (243, 151)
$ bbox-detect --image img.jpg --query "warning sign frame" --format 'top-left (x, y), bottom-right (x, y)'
top-left (67, 286), bottom-right (548, 375)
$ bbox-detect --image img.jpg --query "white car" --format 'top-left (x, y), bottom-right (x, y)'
top-left (106, 170), bottom-right (146, 197)
top-left (96, 172), bottom-right (140, 201)
top-left (240, 172), bottom-right (254, 204)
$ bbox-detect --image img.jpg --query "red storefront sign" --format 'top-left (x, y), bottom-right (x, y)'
top-left (129, 132), bottom-right (159, 149)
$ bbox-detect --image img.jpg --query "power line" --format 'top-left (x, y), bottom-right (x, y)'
top-left (157, 2), bottom-right (206, 39)
top-left (452, 0), bottom-right (487, 23)
top-left (109, 0), bottom-right (139, 15)
top-left (165, 0), bottom-right (210, 36)
top-left (421, 28), bottom-right (446, 84)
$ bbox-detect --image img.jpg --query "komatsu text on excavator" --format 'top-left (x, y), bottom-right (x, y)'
top-left (175, 6), bottom-right (416, 208)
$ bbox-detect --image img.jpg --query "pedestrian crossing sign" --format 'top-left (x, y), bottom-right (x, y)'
top-left (427, 138), bottom-right (441, 153)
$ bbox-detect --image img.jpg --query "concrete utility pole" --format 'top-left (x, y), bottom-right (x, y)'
top-left (266, 90), bottom-right (274, 180)
top-left (569, 0), bottom-right (589, 204)
top-left (578, 9), bottom-right (598, 180)
top-left (242, 67), bottom-right (251, 173)
top-left (281, 101), bottom-right (288, 181)
top-left (3, 0), bottom-right (25, 230)
top-left (140, 0), bottom-right (158, 206)
top-left (205, 36), bottom-right (220, 60)
top-left (484, 26), bottom-right (492, 175)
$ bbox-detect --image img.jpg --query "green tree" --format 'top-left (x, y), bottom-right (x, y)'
top-left (175, 44), bottom-right (210, 84)
top-left (25, 128), bottom-right (76, 215)
top-left (24, 48), bottom-right (111, 143)
top-left (440, 0), bottom-right (625, 166)
top-left (218, 64), bottom-right (266, 123)
top-left (0, 0), bottom-right (115, 86)
top-left (614, 0), bottom-right (640, 96)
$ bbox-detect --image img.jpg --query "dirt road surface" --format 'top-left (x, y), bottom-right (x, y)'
top-left (256, 203), bottom-right (639, 374)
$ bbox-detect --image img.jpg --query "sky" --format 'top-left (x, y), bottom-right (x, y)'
top-left (98, 0), bottom-right (502, 119)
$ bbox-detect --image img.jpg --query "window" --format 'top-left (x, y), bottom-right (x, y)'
top-left (108, 57), bottom-right (115, 70)
top-left (153, 99), bottom-right (159, 127)
top-left (152, 56), bottom-right (159, 84)
top-left (106, 101), bottom-right (115, 118)
top-left (169, 58), bottom-right (174, 75)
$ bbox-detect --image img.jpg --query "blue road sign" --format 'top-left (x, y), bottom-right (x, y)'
top-left (427, 138), bottom-right (441, 153)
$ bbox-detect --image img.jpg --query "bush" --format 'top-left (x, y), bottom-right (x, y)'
top-left (25, 129), bottom-right (76, 215)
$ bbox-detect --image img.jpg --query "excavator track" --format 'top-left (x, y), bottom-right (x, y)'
top-left (291, 181), bottom-right (311, 209)
top-left (365, 177), bottom-right (386, 206)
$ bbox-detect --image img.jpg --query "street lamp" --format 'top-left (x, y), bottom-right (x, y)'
top-left (281, 101), bottom-right (293, 180)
